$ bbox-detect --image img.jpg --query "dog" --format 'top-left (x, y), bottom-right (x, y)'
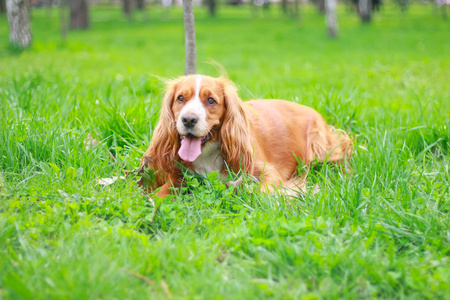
top-left (140, 75), bottom-right (351, 198)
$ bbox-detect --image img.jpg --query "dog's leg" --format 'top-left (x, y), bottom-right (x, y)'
top-left (226, 176), bottom-right (244, 188)
top-left (257, 163), bottom-right (287, 194)
top-left (152, 173), bottom-right (182, 199)
top-left (154, 182), bottom-right (173, 198)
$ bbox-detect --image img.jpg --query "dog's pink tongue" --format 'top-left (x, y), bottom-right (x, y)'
top-left (178, 136), bottom-right (202, 162)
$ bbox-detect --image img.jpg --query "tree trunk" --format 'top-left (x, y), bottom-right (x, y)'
top-left (122, 0), bottom-right (132, 17)
top-left (6, 0), bottom-right (32, 48)
top-left (46, 0), bottom-right (53, 17)
top-left (183, 0), bottom-right (197, 75)
top-left (317, 0), bottom-right (325, 14)
top-left (60, 0), bottom-right (68, 41)
top-left (205, 0), bottom-right (216, 16)
top-left (325, 0), bottom-right (337, 38)
top-left (294, 0), bottom-right (299, 18)
top-left (442, 3), bottom-right (447, 20)
top-left (281, 0), bottom-right (288, 15)
top-left (1, 0), bottom-right (7, 14)
top-left (70, 0), bottom-right (89, 29)
top-left (358, 0), bottom-right (372, 22)
top-left (136, 0), bottom-right (145, 10)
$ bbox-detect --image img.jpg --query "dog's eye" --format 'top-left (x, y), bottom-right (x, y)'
top-left (207, 97), bottom-right (216, 105)
top-left (177, 95), bottom-right (185, 103)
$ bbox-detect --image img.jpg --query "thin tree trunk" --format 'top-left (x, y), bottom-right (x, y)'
top-left (46, 0), bottom-right (53, 17)
top-left (399, 0), bottom-right (408, 12)
top-left (205, 0), bottom-right (216, 16)
top-left (183, 0), bottom-right (196, 75)
top-left (281, 0), bottom-right (288, 15)
top-left (70, 0), bottom-right (90, 29)
top-left (358, 0), bottom-right (371, 22)
top-left (60, 0), bottom-right (68, 41)
top-left (122, 0), bottom-right (132, 17)
top-left (1, 0), bottom-right (7, 14)
top-left (136, 0), bottom-right (145, 10)
top-left (6, 0), bottom-right (32, 48)
top-left (325, 0), bottom-right (337, 38)
top-left (317, 0), bottom-right (325, 14)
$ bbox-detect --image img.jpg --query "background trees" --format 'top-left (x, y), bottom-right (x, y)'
top-left (325, 0), bottom-right (338, 38)
top-left (1, 0), bottom-right (7, 14)
top-left (70, 0), bottom-right (90, 29)
top-left (205, 0), bottom-right (217, 16)
top-left (4, 0), bottom-right (449, 50)
top-left (122, 0), bottom-right (133, 18)
top-left (6, 0), bottom-right (32, 48)
top-left (183, 0), bottom-right (197, 74)
top-left (358, 0), bottom-right (372, 22)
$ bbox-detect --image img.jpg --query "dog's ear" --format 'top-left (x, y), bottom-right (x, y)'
top-left (218, 79), bottom-right (254, 174)
top-left (141, 78), bottom-right (182, 174)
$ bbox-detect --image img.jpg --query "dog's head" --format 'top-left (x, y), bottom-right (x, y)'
top-left (172, 75), bottom-right (225, 162)
top-left (147, 75), bottom-right (253, 174)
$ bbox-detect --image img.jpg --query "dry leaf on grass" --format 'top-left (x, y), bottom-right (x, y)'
top-left (148, 197), bottom-right (155, 207)
top-left (124, 269), bottom-right (154, 285)
top-left (311, 184), bottom-right (320, 196)
top-left (83, 133), bottom-right (99, 151)
top-left (97, 176), bottom-right (125, 185)
top-left (160, 280), bottom-right (172, 300)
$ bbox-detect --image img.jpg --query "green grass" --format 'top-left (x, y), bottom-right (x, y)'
top-left (1, 2), bottom-right (449, 299)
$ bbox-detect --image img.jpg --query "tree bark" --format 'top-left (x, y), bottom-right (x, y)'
top-left (281, 0), bottom-right (288, 15)
top-left (294, 0), bottom-right (299, 18)
top-left (205, 0), bottom-right (216, 16)
top-left (1, 0), bottom-right (7, 14)
top-left (325, 0), bottom-right (337, 38)
top-left (6, 0), bottom-right (32, 48)
top-left (183, 0), bottom-right (197, 75)
top-left (136, 0), bottom-right (145, 10)
top-left (122, 0), bottom-right (132, 17)
top-left (60, 0), bottom-right (68, 41)
top-left (70, 0), bottom-right (90, 29)
top-left (358, 0), bottom-right (372, 22)
top-left (442, 3), bottom-right (447, 20)
top-left (317, 0), bottom-right (325, 14)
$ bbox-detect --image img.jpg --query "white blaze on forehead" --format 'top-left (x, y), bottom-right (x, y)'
top-left (195, 75), bottom-right (202, 99)
top-left (177, 75), bottom-right (208, 135)
top-left (180, 75), bottom-right (206, 118)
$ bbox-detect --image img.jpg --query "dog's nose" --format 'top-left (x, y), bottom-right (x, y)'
top-left (182, 113), bottom-right (198, 129)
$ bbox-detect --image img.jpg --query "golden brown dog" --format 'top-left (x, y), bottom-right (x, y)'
top-left (140, 75), bottom-right (351, 198)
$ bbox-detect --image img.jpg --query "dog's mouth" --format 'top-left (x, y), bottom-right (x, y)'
top-left (179, 132), bottom-right (212, 145)
top-left (178, 131), bottom-right (213, 162)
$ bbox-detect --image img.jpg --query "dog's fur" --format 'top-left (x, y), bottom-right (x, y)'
top-left (140, 75), bottom-right (351, 198)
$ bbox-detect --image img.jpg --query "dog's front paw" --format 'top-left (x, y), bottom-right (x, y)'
top-left (226, 176), bottom-right (244, 188)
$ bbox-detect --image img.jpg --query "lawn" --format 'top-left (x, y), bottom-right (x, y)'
top-left (0, 2), bottom-right (449, 299)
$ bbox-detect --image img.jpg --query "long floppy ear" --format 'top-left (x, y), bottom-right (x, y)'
top-left (141, 78), bottom-right (182, 175)
top-left (218, 79), bottom-right (254, 175)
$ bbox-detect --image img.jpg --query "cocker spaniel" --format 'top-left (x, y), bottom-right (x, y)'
top-left (140, 75), bottom-right (351, 198)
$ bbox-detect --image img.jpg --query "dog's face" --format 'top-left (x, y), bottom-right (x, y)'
top-left (170, 75), bottom-right (226, 162)
top-left (148, 74), bottom-right (253, 173)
